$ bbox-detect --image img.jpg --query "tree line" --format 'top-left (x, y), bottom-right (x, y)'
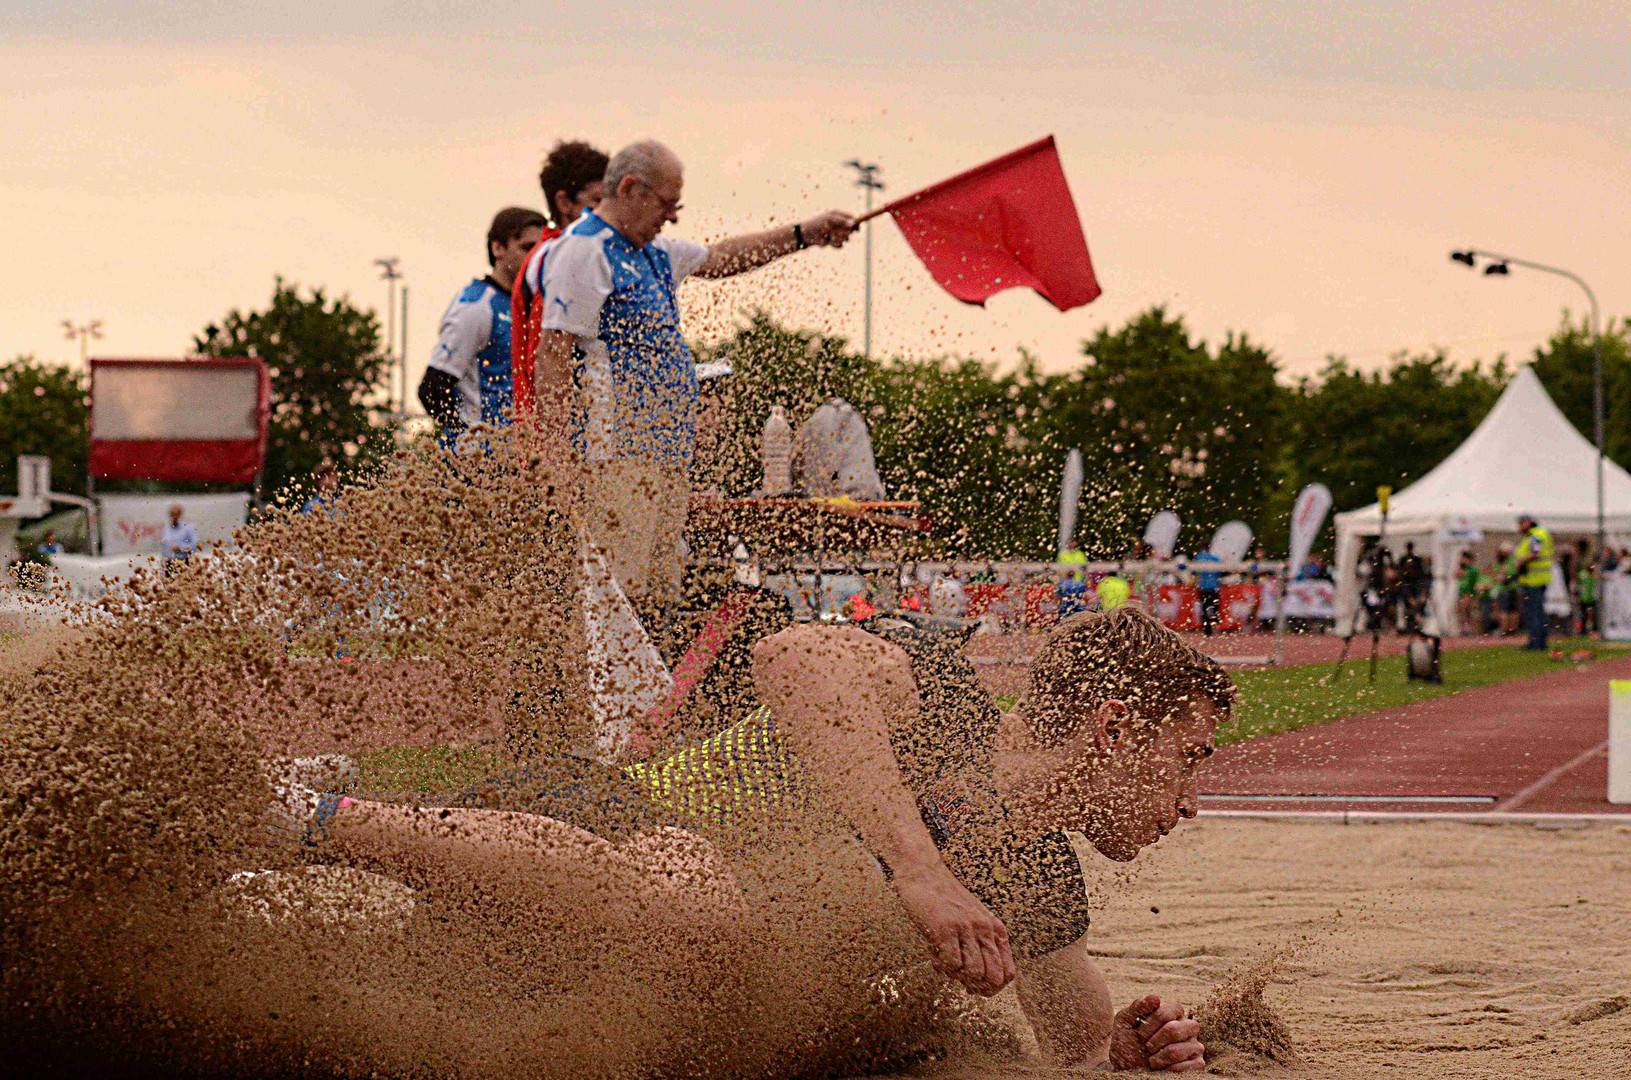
top-left (702, 307), bottom-right (1628, 558)
top-left (2, 279), bottom-right (1625, 559)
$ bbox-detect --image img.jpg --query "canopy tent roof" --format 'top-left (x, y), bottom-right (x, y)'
top-left (1335, 366), bottom-right (1631, 537)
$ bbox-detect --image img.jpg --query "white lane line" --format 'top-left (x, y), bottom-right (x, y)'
top-left (1495, 741), bottom-right (1609, 812)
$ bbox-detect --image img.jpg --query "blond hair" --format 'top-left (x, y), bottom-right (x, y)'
top-left (1021, 606), bottom-right (1234, 746)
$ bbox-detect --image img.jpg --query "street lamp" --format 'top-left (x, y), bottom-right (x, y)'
top-left (843, 160), bottom-right (884, 359)
top-left (1451, 248), bottom-right (1604, 634)
top-left (61, 318), bottom-right (103, 365)
top-left (374, 257), bottom-right (404, 413)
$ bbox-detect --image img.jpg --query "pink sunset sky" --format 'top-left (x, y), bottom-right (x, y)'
top-left (4, 0), bottom-right (1628, 393)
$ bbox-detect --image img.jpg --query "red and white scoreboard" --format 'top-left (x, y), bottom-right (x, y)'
top-left (89, 358), bottom-right (269, 485)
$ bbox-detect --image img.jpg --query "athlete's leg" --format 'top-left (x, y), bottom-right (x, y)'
top-left (319, 800), bottom-right (746, 930)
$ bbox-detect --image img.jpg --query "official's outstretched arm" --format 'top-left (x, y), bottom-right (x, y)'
top-left (694, 211), bottom-right (857, 279)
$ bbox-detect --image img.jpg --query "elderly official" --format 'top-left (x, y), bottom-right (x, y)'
top-left (531, 139), bottom-right (854, 626)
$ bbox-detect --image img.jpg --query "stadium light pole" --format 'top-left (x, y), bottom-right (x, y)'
top-left (374, 257), bottom-right (403, 413)
top-left (62, 318), bottom-right (103, 367)
top-left (844, 160), bottom-right (884, 359)
top-left (1451, 248), bottom-right (1604, 636)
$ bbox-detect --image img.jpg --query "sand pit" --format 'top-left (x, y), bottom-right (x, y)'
top-left (7, 440), bottom-right (1628, 1079)
top-left (1022, 819), bottom-right (1626, 1079)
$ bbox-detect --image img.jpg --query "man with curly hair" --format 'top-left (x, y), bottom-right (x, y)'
top-left (511, 139), bottom-right (610, 425)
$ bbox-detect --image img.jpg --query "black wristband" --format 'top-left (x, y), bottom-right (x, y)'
top-left (793, 222), bottom-right (808, 250)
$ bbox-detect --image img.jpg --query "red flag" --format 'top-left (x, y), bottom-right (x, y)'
top-left (880, 135), bottom-right (1100, 311)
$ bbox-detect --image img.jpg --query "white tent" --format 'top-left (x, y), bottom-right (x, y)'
top-left (1333, 366), bottom-right (1631, 635)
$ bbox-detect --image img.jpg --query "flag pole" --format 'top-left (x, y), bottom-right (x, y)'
top-left (853, 205), bottom-right (889, 225)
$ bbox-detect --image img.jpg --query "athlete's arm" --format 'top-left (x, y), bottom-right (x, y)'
top-left (417, 367), bottom-right (463, 429)
top-left (1018, 940), bottom-right (1205, 1072)
top-left (692, 211), bottom-right (856, 279)
top-left (752, 624), bottom-right (1016, 997)
top-left (425, 296), bottom-right (491, 428)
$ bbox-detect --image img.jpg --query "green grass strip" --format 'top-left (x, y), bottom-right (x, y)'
top-left (1219, 636), bottom-right (1624, 745)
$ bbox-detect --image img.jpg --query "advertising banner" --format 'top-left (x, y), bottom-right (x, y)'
top-left (98, 493), bottom-right (251, 555)
top-left (1288, 483), bottom-right (1333, 578)
top-left (1144, 511), bottom-right (1182, 559)
top-left (1156, 584), bottom-right (1200, 630)
top-left (1219, 584), bottom-right (1260, 631)
top-left (1284, 579), bottom-right (1336, 620)
top-left (1209, 520), bottom-right (1254, 563)
top-left (1058, 448), bottom-right (1083, 552)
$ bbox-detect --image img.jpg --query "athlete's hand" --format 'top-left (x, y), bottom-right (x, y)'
top-left (1109, 995), bottom-right (1206, 1072)
top-left (893, 863), bottom-right (1015, 996)
top-left (800, 210), bottom-right (857, 249)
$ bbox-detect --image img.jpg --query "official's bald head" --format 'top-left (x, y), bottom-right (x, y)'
top-left (599, 140), bottom-right (685, 247)
top-left (605, 140), bottom-right (682, 195)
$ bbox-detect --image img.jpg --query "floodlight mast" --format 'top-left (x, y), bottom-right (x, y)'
top-left (1451, 248), bottom-right (1604, 636)
top-left (844, 160), bottom-right (884, 359)
top-left (374, 258), bottom-right (404, 414)
top-left (61, 318), bottom-right (103, 366)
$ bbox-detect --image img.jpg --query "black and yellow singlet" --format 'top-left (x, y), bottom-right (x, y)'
top-left (624, 625), bottom-right (1095, 959)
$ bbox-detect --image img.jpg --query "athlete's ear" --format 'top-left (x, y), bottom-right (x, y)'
top-left (1093, 699), bottom-right (1130, 752)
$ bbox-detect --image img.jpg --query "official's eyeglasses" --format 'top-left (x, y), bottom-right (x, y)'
top-left (634, 179), bottom-right (683, 215)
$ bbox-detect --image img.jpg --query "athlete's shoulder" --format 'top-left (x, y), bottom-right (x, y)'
top-left (456, 277), bottom-right (493, 304)
top-left (565, 212), bottom-right (613, 239)
top-left (540, 217), bottom-right (616, 295)
top-left (551, 217), bottom-right (615, 258)
top-left (479, 278), bottom-right (512, 316)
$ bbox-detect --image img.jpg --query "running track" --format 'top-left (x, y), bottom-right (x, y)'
top-left (1200, 651), bottom-right (1631, 815)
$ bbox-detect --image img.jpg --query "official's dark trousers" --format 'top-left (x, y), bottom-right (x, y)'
top-left (1521, 584), bottom-right (1548, 650)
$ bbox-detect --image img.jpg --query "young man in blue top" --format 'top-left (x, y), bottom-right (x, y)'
top-left (530, 140), bottom-right (855, 622)
top-left (419, 207), bottom-right (549, 447)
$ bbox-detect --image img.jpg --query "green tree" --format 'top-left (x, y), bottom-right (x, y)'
top-left (194, 278), bottom-right (391, 500)
top-left (1053, 308), bottom-right (1289, 558)
top-left (871, 353), bottom-right (1061, 557)
top-left (1285, 351), bottom-right (1508, 517)
top-left (0, 356), bottom-right (90, 497)
top-left (1529, 312), bottom-right (1631, 469)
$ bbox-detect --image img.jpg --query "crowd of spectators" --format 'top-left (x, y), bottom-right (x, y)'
top-left (1456, 536), bottom-right (1613, 638)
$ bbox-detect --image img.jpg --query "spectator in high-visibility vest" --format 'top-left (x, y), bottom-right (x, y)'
top-left (1503, 513), bottom-right (1554, 650)
top-left (1057, 539), bottom-right (1090, 618)
top-left (1058, 538), bottom-right (1088, 575)
top-left (1096, 572), bottom-right (1132, 612)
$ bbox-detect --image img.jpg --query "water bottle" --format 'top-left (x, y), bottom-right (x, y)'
top-left (762, 405), bottom-right (793, 496)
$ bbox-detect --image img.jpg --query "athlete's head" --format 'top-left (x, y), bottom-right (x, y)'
top-left (1011, 606), bottom-right (1234, 861)
top-left (601, 140), bottom-right (684, 247)
top-left (486, 206), bottom-right (548, 281)
top-left (538, 140), bottom-right (609, 228)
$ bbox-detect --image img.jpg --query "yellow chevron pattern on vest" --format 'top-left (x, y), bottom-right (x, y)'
top-left (624, 706), bottom-right (807, 821)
